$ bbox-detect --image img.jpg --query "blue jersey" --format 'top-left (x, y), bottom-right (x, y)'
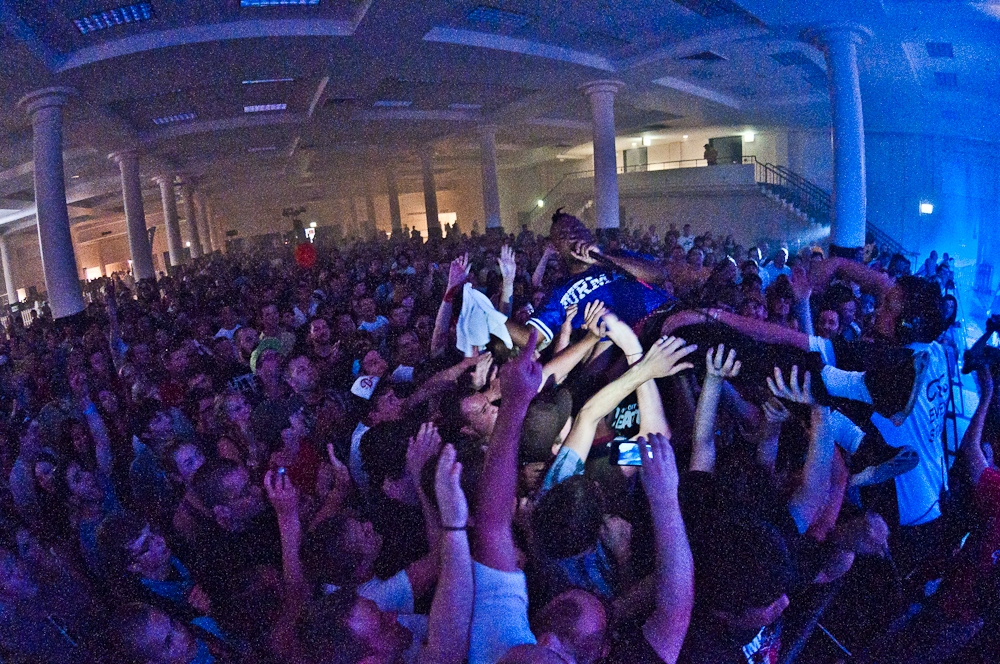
top-left (527, 265), bottom-right (672, 343)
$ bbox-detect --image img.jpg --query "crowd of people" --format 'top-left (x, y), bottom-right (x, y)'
top-left (0, 211), bottom-right (996, 663)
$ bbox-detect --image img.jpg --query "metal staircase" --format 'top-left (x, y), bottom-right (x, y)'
top-left (746, 156), bottom-right (918, 260)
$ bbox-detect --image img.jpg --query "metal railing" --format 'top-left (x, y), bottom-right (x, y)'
top-left (527, 158), bottom-right (717, 226)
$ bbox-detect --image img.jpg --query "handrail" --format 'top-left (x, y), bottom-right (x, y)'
top-left (745, 156), bottom-right (917, 259)
top-left (526, 158), bottom-right (717, 224)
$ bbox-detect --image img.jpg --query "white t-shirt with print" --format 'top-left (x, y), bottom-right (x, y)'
top-left (871, 342), bottom-right (949, 526)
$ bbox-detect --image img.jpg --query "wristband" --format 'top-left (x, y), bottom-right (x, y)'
top-left (443, 288), bottom-right (457, 303)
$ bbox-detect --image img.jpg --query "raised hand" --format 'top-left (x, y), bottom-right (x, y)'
top-left (498, 245), bottom-right (516, 283)
top-left (264, 468), bottom-right (298, 520)
top-left (435, 444), bottom-right (468, 529)
top-left (638, 433), bottom-right (680, 499)
top-left (560, 304), bottom-right (579, 334)
top-left (582, 300), bottom-right (608, 337)
top-left (447, 253), bottom-right (471, 292)
top-left (570, 241), bottom-right (601, 265)
top-left (640, 336), bottom-right (698, 379)
top-left (600, 311), bottom-right (642, 354)
top-left (705, 344), bottom-right (741, 379)
top-left (790, 265), bottom-right (812, 302)
top-left (762, 397), bottom-right (791, 424)
top-left (407, 422), bottom-right (443, 483)
top-left (471, 352), bottom-right (494, 391)
top-left (767, 365), bottom-right (814, 405)
top-left (499, 328), bottom-right (543, 406)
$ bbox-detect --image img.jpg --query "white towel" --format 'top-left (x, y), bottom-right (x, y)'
top-left (456, 283), bottom-right (513, 356)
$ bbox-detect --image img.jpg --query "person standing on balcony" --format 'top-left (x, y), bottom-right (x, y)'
top-left (703, 143), bottom-right (718, 166)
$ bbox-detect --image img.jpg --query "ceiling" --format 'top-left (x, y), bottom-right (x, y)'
top-left (0, 0), bottom-right (996, 236)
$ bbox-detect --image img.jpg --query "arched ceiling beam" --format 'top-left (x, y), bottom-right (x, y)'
top-left (56, 18), bottom-right (359, 72)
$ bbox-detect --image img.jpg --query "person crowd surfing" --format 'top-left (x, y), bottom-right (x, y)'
top-left (0, 211), bottom-right (994, 663)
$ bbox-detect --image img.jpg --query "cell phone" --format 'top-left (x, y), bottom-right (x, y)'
top-left (277, 467), bottom-right (287, 477)
top-left (611, 438), bottom-right (647, 466)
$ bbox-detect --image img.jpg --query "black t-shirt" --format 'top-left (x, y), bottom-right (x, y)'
top-left (607, 630), bottom-right (666, 664)
top-left (678, 616), bottom-right (782, 664)
top-left (364, 492), bottom-right (428, 580)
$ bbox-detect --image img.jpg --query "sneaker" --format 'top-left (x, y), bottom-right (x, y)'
top-left (849, 446), bottom-right (920, 488)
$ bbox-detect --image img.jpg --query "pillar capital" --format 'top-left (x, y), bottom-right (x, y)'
top-left (108, 149), bottom-right (140, 166)
top-left (18, 87), bottom-right (76, 117)
top-left (804, 23), bottom-right (872, 48)
top-left (579, 79), bottom-right (625, 99)
top-left (152, 173), bottom-right (176, 186)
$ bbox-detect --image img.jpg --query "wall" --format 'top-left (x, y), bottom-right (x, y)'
top-left (866, 132), bottom-right (1000, 293)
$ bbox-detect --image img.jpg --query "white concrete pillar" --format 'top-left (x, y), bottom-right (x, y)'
top-left (195, 194), bottom-right (213, 254)
top-left (419, 146), bottom-right (442, 240)
top-left (386, 168), bottom-right (403, 237)
top-left (814, 25), bottom-right (871, 254)
top-left (179, 182), bottom-right (202, 258)
top-left (18, 87), bottom-right (85, 319)
top-left (480, 125), bottom-right (503, 233)
top-left (206, 201), bottom-right (221, 254)
top-left (365, 194), bottom-right (378, 239)
top-left (154, 174), bottom-right (184, 267)
top-left (0, 234), bottom-right (18, 307)
top-left (110, 150), bottom-right (155, 281)
top-left (348, 196), bottom-right (360, 239)
top-left (580, 80), bottom-right (625, 232)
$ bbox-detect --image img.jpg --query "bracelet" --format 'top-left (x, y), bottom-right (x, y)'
top-left (442, 525), bottom-right (468, 531)
top-left (443, 288), bottom-right (457, 303)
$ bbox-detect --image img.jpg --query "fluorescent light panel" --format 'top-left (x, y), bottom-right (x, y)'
top-left (241, 0), bottom-right (319, 6)
top-left (373, 100), bottom-right (412, 107)
top-left (73, 2), bottom-right (153, 35)
top-left (244, 103), bottom-right (287, 113)
top-left (243, 78), bottom-right (295, 85)
top-left (152, 112), bottom-right (196, 125)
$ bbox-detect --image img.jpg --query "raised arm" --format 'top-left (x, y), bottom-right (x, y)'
top-left (705, 308), bottom-right (810, 351)
top-left (769, 367), bottom-right (834, 533)
top-left (790, 265), bottom-right (815, 336)
top-left (473, 330), bottom-right (542, 572)
top-left (552, 304), bottom-right (578, 354)
top-left (266, 469), bottom-right (309, 663)
top-left (540, 300), bottom-right (604, 388)
top-left (71, 373), bottom-right (113, 477)
top-left (690, 345), bottom-right (741, 473)
top-left (532, 244), bottom-right (556, 289)
top-left (404, 422), bottom-right (444, 599)
top-left (420, 445), bottom-right (473, 664)
top-left (431, 254), bottom-right (469, 358)
top-left (960, 368), bottom-right (994, 486)
top-left (639, 433), bottom-right (693, 664)
top-left (562, 325), bottom-right (696, 464)
top-left (497, 245), bottom-right (516, 318)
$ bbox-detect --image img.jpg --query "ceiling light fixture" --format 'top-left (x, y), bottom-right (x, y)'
top-left (244, 103), bottom-right (287, 113)
top-left (309, 221), bottom-right (317, 228)
top-left (242, 78), bottom-right (295, 85)
top-left (743, 131), bottom-right (755, 142)
top-left (537, 199), bottom-right (545, 208)
top-left (152, 112), bottom-right (196, 125)
top-left (240, 0), bottom-right (320, 6)
top-left (73, 2), bottom-right (153, 35)
top-left (373, 100), bottom-right (412, 108)
top-left (682, 135), bottom-right (689, 140)
top-left (642, 136), bottom-right (652, 147)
